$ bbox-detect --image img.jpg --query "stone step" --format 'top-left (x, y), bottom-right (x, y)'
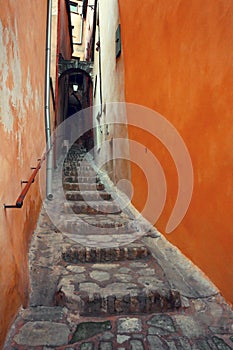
top-left (64, 215), bottom-right (135, 230)
top-left (65, 157), bottom-right (85, 162)
top-left (64, 201), bottom-right (122, 215)
top-left (62, 242), bottom-right (150, 263)
top-left (63, 170), bottom-right (97, 177)
top-left (63, 165), bottom-right (95, 172)
top-left (55, 256), bottom-right (181, 315)
top-left (63, 182), bottom-right (105, 191)
top-left (63, 176), bottom-right (99, 183)
top-left (66, 191), bottom-right (111, 201)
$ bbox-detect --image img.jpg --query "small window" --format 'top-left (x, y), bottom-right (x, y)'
top-left (70, 2), bottom-right (78, 13)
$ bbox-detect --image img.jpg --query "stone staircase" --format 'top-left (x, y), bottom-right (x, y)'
top-left (54, 144), bottom-right (181, 316)
top-left (5, 144), bottom-right (233, 350)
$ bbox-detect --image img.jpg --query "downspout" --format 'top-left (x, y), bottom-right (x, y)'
top-left (45, 0), bottom-right (53, 200)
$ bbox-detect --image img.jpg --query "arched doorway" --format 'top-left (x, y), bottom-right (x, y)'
top-left (57, 68), bottom-right (93, 150)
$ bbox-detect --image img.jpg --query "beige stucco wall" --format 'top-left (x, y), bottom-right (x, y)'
top-left (92, 0), bottom-right (130, 183)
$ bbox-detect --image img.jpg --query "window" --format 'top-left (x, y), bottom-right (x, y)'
top-left (70, 2), bottom-right (78, 13)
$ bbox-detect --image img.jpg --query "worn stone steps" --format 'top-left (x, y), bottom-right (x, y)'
top-left (64, 201), bottom-right (122, 215)
top-left (63, 169), bottom-right (97, 177)
top-left (55, 255), bottom-right (181, 315)
top-left (64, 217), bottom-right (136, 231)
top-left (63, 161), bottom-right (92, 167)
top-left (57, 147), bottom-right (182, 315)
top-left (63, 182), bottom-right (105, 191)
top-left (5, 143), bottom-right (233, 349)
top-left (63, 163), bottom-right (94, 168)
top-left (66, 191), bottom-right (111, 201)
top-left (63, 175), bottom-right (100, 183)
top-left (62, 242), bottom-right (150, 263)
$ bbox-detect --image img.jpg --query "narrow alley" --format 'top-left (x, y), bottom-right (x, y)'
top-left (4, 144), bottom-right (233, 349)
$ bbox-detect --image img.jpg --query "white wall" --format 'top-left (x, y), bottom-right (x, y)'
top-left (92, 0), bottom-right (130, 183)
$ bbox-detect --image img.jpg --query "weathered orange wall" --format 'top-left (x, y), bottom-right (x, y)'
top-left (59, 0), bottom-right (73, 60)
top-left (0, 1), bottom-right (47, 347)
top-left (119, 0), bottom-right (233, 303)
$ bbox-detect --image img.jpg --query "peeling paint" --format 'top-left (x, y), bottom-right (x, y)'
top-left (24, 68), bottom-right (33, 106)
top-left (0, 18), bottom-right (29, 133)
top-left (0, 21), bottom-right (13, 132)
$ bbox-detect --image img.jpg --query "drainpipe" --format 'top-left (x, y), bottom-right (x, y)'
top-left (45, 0), bottom-right (53, 200)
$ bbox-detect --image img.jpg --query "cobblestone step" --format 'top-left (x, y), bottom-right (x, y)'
top-left (64, 201), bottom-right (122, 215)
top-left (55, 256), bottom-right (181, 315)
top-left (66, 190), bottom-right (112, 201)
top-left (63, 161), bottom-right (92, 167)
top-left (63, 175), bottom-right (100, 183)
top-left (63, 162), bottom-right (93, 169)
top-left (65, 157), bottom-right (85, 162)
top-left (63, 169), bottom-right (97, 176)
top-left (62, 242), bottom-right (151, 263)
top-left (63, 182), bottom-right (105, 191)
top-left (64, 216), bottom-right (136, 231)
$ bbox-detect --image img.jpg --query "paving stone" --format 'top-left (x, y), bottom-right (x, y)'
top-left (180, 296), bottom-right (190, 308)
top-left (148, 326), bottom-right (171, 336)
top-left (114, 273), bottom-right (134, 282)
top-left (177, 338), bottom-right (192, 350)
top-left (137, 276), bottom-right (166, 289)
top-left (80, 342), bottom-right (94, 350)
top-left (193, 299), bottom-right (208, 312)
top-left (210, 324), bottom-right (233, 334)
top-left (118, 267), bottom-right (132, 274)
top-left (98, 342), bottom-right (113, 350)
top-left (207, 299), bottom-right (225, 319)
top-left (22, 306), bottom-right (64, 321)
top-left (66, 265), bottom-right (86, 273)
top-left (191, 338), bottom-right (212, 350)
top-left (147, 314), bottom-right (176, 333)
top-left (138, 268), bottom-right (155, 276)
top-left (165, 341), bottom-right (178, 350)
top-left (117, 318), bottom-right (142, 334)
top-left (130, 262), bottom-right (148, 268)
top-left (117, 335), bottom-right (130, 344)
top-left (14, 321), bottom-right (70, 346)
top-left (100, 331), bottom-right (114, 340)
top-left (70, 321), bottom-right (112, 343)
top-left (132, 334), bottom-right (144, 339)
top-left (130, 339), bottom-right (145, 350)
top-left (174, 315), bottom-right (204, 337)
top-left (212, 336), bottom-right (232, 349)
top-left (90, 270), bottom-right (110, 282)
top-left (147, 335), bottom-right (168, 349)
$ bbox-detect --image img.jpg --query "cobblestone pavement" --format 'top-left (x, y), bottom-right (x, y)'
top-left (4, 145), bottom-right (233, 349)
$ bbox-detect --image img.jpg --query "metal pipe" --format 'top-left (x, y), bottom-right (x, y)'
top-left (45, 0), bottom-right (53, 200)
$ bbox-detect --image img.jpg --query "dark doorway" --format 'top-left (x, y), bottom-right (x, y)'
top-left (58, 68), bottom-right (93, 151)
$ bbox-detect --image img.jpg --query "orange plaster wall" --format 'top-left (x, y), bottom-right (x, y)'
top-left (118, 0), bottom-right (233, 303)
top-left (59, 0), bottom-right (73, 60)
top-left (0, 1), bottom-right (47, 346)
